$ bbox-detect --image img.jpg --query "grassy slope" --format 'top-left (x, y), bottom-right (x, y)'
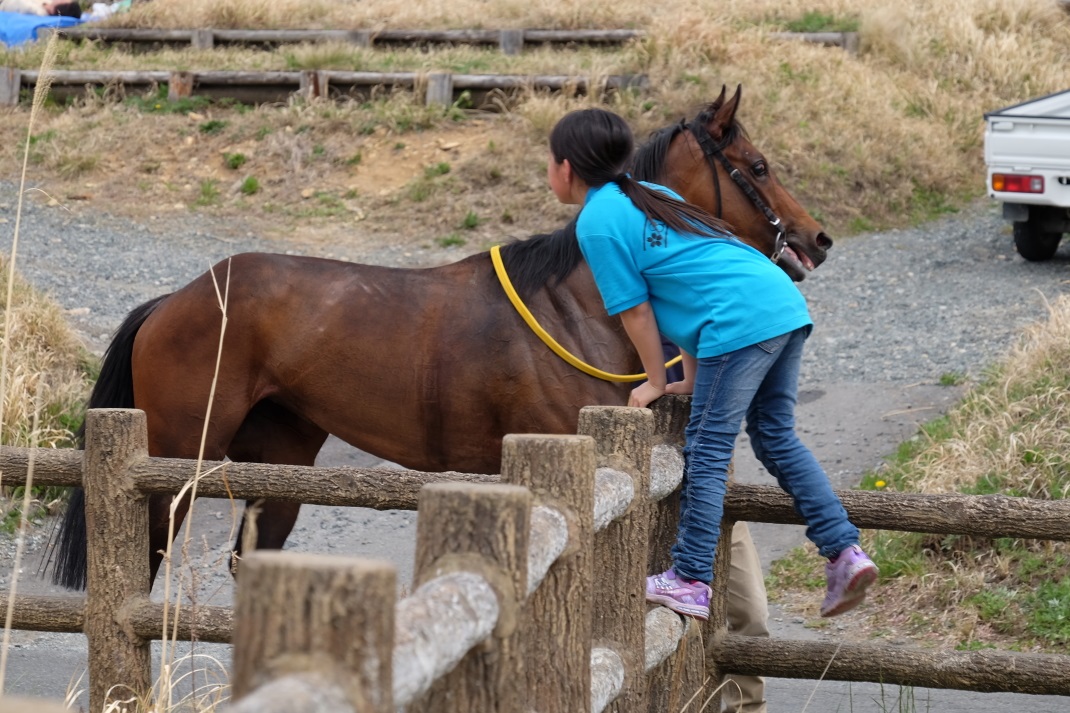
top-left (0, 0), bottom-right (1067, 246)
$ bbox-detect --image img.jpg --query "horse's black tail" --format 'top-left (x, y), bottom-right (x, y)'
top-left (51, 294), bottom-right (169, 590)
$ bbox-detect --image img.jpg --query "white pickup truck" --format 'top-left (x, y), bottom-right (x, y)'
top-left (984, 88), bottom-right (1070, 261)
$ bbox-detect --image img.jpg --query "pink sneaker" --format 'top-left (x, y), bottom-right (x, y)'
top-left (820, 545), bottom-right (879, 617)
top-left (646, 568), bottom-right (711, 620)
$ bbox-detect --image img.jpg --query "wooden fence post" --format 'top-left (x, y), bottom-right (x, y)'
top-left (0, 68), bottom-right (21, 107)
top-left (407, 482), bottom-right (531, 712)
top-left (168, 71), bottom-right (193, 101)
top-left (645, 396), bottom-right (706, 711)
top-left (190, 29), bottom-right (214, 49)
top-left (578, 406), bottom-right (652, 712)
top-left (425, 72), bottom-right (453, 106)
top-left (502, 433), bottom-right (596, 713)
top-left (299, 70), bottom-right (329, 100)
top-left (499, 29), bottom-right (524, 55)
top-left (348, 29), bottom-right (372, 47)
top-left (83, 408), bottom-right (152, 713)
top-left (230, 551), bottom-right (395, 712)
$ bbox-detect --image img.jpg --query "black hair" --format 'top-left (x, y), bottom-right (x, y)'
top-left (51, 2), bottom-right (82, 17)
top-left (549, 108), bottom-right (730, 238)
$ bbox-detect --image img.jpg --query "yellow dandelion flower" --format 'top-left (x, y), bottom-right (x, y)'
top-left (875, 480), bottom-right (886, 489)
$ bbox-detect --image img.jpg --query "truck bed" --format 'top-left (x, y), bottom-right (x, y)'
top-left (985, 88), bottom-right (1070, 206)
top-left (984, 88), bottom-right (1070, 172)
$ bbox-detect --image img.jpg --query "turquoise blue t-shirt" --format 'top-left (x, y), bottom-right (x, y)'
top-left (575, 181), bottom-right (812, 359)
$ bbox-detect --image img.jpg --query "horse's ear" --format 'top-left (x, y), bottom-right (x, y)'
top-left (709, 84), bottom-right (742, 140)
top-left (713, 84), bottom-right (728, 107)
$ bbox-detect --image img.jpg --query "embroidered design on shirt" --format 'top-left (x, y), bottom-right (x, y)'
top-left (645, 222), bottom-right (667, 249)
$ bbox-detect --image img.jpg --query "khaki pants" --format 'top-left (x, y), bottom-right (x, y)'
top-left (722, 522), bottom-right (768, 713)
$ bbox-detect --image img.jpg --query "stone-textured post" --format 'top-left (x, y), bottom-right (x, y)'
top-left (502, 434), bottom-right (596, 713)
top-left (578, 406), bottom-right (652, 712)
top-left (83, 409), bottom-right (152, 712)
top-left (407, 482), bottom-right (531, 712)
top-left (645, 396), bottom-right (706, 711)
top-left (231, 551), bottom-right (395, 712)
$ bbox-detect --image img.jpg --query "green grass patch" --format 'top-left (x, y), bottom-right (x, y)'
top-left (938, 371), bottom-right (967, 386)
top-left (195, 179), bottom-right (221, 206)
top-left (461, 210), bottom-right (480, 230)
top-left (199, 119), bottom-right (229, 135)
top-left (436, 233), bottom-right (467, 248)
top-left (224, 152), bottom-right (247, 170)
top-left (425, 162), bottom-right (451, 178)
top-left (240, 176), bottom-right (260, 195)
top-left (781, 11), bottom-right (859, 33)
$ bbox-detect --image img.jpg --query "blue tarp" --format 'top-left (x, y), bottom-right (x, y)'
top-left (0, 11), bottom-right (83, 47)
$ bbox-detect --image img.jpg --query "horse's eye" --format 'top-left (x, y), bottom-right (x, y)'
top-left (753, 160), bottom-right (769, 177)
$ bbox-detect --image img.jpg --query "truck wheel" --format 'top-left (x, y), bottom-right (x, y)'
top-left (1013, 216), bottom-right (1062, 262)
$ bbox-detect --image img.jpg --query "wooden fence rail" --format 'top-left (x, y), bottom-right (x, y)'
top-left (0, 395), bottom-right (1068, 709)
top-left (50, 27), bottom-right (647, 54)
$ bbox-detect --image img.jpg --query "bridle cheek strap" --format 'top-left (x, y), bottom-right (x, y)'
top-left (688, 119), bottom-right (787, 264)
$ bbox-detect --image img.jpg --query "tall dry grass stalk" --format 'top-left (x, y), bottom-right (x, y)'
top-left (0, 382), bottom-right (41, 696)
top-left (156, 259), bottom-right (233, 713)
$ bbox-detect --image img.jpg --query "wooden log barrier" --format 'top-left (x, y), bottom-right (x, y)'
top-left (405, 482), bottom-right (531, 711)
top-left (714, 636), bottom-right (1070, 695)
top-left (725, 483), bottom-right (1070, 541)
top-left (502, 434), bottom-right (596, 713)
top-left (230, 552), bottom-right (395, 712)
top-left (579, 406), bottom-right (653, 713)
top-left (82, 409), bottom-right (152, 713)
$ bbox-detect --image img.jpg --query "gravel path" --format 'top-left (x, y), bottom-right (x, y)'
top-left (2, 190), bottom-right (1070, 710)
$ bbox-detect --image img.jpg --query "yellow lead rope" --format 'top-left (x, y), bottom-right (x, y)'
top-left (490, 245), bottom-right (681, 383)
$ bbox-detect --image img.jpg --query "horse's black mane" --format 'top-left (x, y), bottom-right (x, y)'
top-left (498, 217), bottom-right (582, 299)
top-left (497, 102), bottom-right (744, 298)
top-left (632, 107), bottom-right (744, 184)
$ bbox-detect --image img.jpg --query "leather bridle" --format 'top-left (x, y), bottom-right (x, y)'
top-left (688, 117), bottom-right (788, 264)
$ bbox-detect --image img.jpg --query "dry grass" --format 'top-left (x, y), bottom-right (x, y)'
top-left (0, 258), bottom-right (90, 449)
top-left (0, 0), bottom-right (1066, 247)
top-left (770, 295), bottom-right (1070, 652)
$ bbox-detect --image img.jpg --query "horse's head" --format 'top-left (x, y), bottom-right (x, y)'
top-left (634, 85), bottom-right (832, 281)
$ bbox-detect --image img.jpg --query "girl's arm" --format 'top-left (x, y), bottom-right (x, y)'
top-left (665, 350), bottom-right (696, 395)
top-left (618, 301), bottom-right (667, 408)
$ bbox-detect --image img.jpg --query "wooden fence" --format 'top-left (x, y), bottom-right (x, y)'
top-left (46, 27), bottom-right (859, 55)
top-left (0, 398), bottom-right (1068, 711)
top-left (0, 67), bottom-right (647, 107)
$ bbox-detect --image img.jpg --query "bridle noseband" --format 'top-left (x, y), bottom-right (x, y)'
top-left (688, 118), bottom-right (788, 264)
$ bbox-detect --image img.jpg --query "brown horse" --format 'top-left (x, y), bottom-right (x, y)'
top-left (52, 84), bottom-right (832, 589)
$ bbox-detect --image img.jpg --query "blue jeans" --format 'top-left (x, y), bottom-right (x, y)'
top-left (670, 327), bottom-right (859, 584)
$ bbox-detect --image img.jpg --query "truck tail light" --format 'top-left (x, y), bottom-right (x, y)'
top-left (992, 173), bottom-right (1044, 193)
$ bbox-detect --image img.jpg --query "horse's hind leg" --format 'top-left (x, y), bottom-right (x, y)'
top-left (225, 400), bottom-right (328, 572)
